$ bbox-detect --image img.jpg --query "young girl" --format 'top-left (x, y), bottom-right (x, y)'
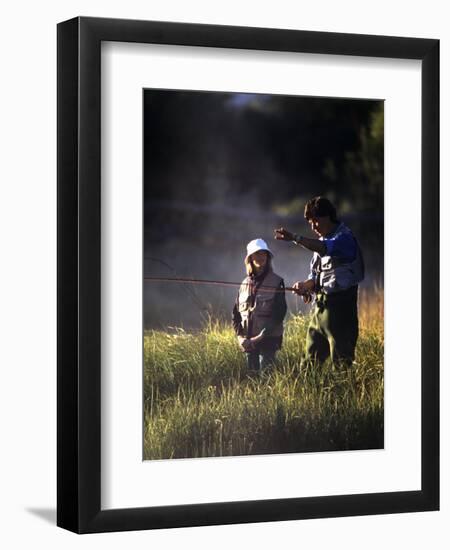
top-left (232, 239), bottom-right (287, 373)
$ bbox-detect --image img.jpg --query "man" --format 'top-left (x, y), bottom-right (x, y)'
top-left (274, 196), bottom-right (364, 366)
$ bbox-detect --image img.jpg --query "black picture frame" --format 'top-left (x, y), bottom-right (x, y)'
top-left (57, 16), bottom-right (439, 534)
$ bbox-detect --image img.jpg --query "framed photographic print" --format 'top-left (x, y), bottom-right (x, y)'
top-left (57, 16), bottom-right (439, 533)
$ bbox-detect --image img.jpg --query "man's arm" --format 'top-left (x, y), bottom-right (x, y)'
top-left (293, 234), bottom-right (327, 256)
top-left (274, 227), bottom-right (326, 256)
top-left (292, 278), bottom-right (315, 297)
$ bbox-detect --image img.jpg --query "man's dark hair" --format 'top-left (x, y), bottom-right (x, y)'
top-left (304, 196), bottom-right (339, 223)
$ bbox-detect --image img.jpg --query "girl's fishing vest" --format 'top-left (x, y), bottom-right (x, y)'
top-left (238, 271), bottom-right (284, 338)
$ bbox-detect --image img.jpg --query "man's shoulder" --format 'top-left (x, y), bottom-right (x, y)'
top-left (332, 223), bottom-right (358, 246)
top-left (335, 222), bottom-right (354, 237)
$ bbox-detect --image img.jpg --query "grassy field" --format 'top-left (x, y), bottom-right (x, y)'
top-left (143, 288), bottom-right (384, 460)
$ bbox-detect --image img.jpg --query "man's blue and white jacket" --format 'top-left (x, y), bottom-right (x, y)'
top-left (308, 222), bottom-right (365, 294)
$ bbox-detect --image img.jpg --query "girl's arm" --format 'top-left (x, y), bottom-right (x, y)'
top-left (232, 299), bottom-right (244, 336)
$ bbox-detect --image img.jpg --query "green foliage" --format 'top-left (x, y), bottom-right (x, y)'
top-left (143, 313), bottom-right (384, 460)
top-left (342, 103), bottom-right (384, 212)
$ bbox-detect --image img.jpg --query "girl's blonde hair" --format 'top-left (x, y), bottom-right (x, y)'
top-left (245, 251), bottom-right (272, 276)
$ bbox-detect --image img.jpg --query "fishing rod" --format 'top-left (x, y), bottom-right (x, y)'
top-left (144, 276), bottom-right (304, 294)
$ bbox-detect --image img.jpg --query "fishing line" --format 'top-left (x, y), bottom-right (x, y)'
top-left (144, 257), bottom-right (208, 312)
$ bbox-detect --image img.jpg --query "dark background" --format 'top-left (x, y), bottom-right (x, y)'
top-left (143, 90), bottom-right (384, 329)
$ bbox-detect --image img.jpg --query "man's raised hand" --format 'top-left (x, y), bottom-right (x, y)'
top-left (274, 227), bottom-right (295, 241)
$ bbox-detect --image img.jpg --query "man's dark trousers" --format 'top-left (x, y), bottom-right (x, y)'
top-left (305, 286), bottom-right (359, 365)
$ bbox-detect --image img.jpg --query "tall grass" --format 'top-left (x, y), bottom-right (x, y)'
top-left (143, 290), bottom-right (384, 460)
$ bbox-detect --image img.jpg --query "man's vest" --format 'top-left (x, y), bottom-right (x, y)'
top-left (238, 270), bottom-right (284, 338)
top-left (315, 235), bottom-right (364, 294)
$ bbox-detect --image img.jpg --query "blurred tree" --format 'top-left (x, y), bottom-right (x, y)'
top-left (144, 90), bottom-right (383, 245)
top-left (340, 103), bottom-right (384, 213)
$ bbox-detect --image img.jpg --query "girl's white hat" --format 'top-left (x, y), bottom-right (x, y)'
top-left (245, 238), bottom-right (273, 261)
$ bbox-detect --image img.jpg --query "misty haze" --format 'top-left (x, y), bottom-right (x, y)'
top-left (143, 90), bottom-right (383, 330)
